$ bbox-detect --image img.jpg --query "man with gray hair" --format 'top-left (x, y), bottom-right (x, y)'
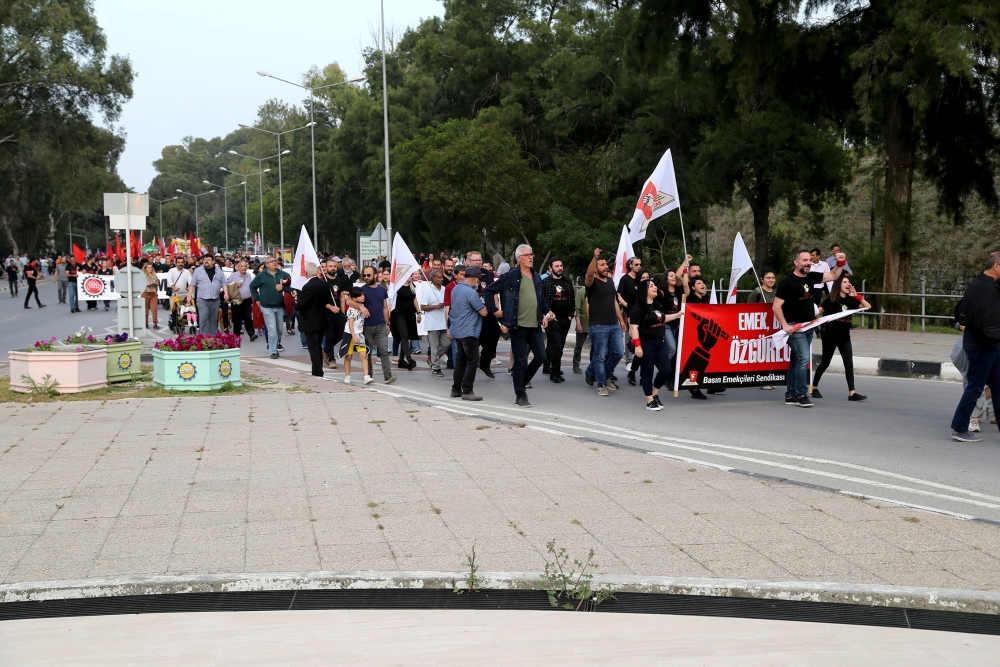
top-left (296, 261), bottom-right (339, 377)
top-left (188, 254), bottom-right (229, 335)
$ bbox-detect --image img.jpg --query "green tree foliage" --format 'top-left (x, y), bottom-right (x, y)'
top-left (0, 0), bottom-right (133, 254)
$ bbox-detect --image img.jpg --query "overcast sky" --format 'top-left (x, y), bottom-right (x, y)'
top-left (93, 0), bottom-right (444, 193)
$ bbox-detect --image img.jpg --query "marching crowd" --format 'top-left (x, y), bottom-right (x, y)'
top-left (8, 243), bottom-right (1000, 442)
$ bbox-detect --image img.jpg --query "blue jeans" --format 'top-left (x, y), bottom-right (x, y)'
top-left (510, 326), bottom-right (546, 398)
top-left (68, 284), bottom-right (78, 311)
top-left (260, 306), bottom-right (284, 356)
top-left (785, 329), bottom-right (813, 399)
top-left (951, 348), bottom-right (1000, 433)
top-left (664, 327), bottom-right (678, 381)
top-left (587, 323), bottom-right (624, 386)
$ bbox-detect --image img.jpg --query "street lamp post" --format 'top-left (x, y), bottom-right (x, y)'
top-left (225, 155), bottom-right (276, 252)
top-left (380, 0), bottom-right (392, 258)
top-left (238, 121), bottom-right (314, 255)
top-left (203, 180), bottom-right (247, 253)
top-left (149, 195), bottom-right (179, 242)
top-left (175, 188), bottom-right (216, 241)
top-left (256, 70), bottom-right (364, 246)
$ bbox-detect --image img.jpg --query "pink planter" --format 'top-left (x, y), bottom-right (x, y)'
top-left (8, 349), bottom-right (109, 394)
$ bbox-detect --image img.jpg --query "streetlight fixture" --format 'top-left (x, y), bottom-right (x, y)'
top-left (256, 70), bottom-right (365, 245)
top-left (149, 195), bottom-right (179, 242)
top-left (175, 188), bottom-right (216, 240)
top-left (226, 150), bottom-right (282, 252)
top-left (203, 180), bottom-right (246, 253)
top-left (238, 121), bottom-right (314, 253)
top-left (221, 166), bottom-right (271, 253)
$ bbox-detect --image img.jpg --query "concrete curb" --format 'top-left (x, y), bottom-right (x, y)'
top-left (2, 571), bottom-right (998, 616)
top-left (811, 354), bottom-right (963, 383)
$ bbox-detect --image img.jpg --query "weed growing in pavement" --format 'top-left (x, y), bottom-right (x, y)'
top-left (21, 374), bottom-right (60, 398)
top-left (542, 540), bottom-right (615, 611)
top-left (453, 542), bottom-right (483, 595)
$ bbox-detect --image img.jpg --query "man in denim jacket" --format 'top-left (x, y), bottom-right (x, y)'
top-left (485, 243), bottom-right (554, 408)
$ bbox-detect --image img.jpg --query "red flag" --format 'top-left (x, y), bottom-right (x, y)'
top-left (169, 239), bottom-right (176, 261)
top-left (158, 236), bottom-right (166, 256)
top-left (115, 235), bottom-right (124, 263)
top-left (106, 242), bottom-right (112, 260)
top-left (72, 244), bottom-right (86, 265)
top-left (191, 237), bottom-right (201, 258)
top-left (129, 231), bottom-right (140, 259)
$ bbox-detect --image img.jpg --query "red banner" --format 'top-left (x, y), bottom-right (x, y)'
top-left (675, 303), bottom-right (790, 389)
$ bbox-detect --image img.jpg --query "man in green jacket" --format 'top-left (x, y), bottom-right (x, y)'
top-left (250, 256), bottom-right (290, 358)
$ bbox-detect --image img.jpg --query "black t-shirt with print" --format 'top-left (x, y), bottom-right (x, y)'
top-left (629, 297), bottom-right (668, 340)
top-left (775, 271), bottom-right (824, 323)
top-left (820, 294), bottom-right (864, 333)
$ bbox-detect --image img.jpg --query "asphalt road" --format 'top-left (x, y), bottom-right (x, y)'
top-left (5, 282), bottom-right (999, 523)
top-left (263, 344), bottom-right (1000, 524)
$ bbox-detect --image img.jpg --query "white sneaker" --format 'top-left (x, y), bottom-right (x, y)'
top-left (970, 419), bottom-right (981, 433)
top-left (343, 376), bottom-right (351, 384)
top-left (363, 376), bottom-right (374, 385)
top-left (491, 358), bottom-right (502, 366)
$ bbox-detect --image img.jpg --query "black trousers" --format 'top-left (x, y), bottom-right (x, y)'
top-left (544, 317), bottom-right (571, 377)
top-left (478, 314), bottom-right (501, 371)
top-left (304, 330), bottom-right (324, 377)
top-left (8, 278), bottom-right (17, 296)
top-left (452, 336), bottom-right (480, 394)
top-left (24, 280), bottom-right (41, 306)
top-left (220, 300), bottom-right (230, 331)
top-left (324, 312), bottom-right (346, 359)
top-left (510, 326), bottom-right (546, 398)
top-left (813, 329), bottom-right (855, 391)
top-left (231, 301), bottom-right (254, 336)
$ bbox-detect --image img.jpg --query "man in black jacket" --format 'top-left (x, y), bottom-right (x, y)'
top-left (541, 258), bottom-right (575, 383)
top-left (951, 251), bottom-right (1000, 442)
top-left (296, 262), bottom-right (337, 377)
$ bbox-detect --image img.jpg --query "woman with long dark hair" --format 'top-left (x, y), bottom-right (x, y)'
top-left (812, 274), bottom-right (870, 401)
top-left (630, 278), bottom-right (683, 410)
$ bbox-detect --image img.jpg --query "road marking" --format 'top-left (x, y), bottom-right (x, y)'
top-left (251, 357), bottom-right (1000, 514)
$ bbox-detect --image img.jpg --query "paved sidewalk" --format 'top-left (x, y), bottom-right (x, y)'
top-left (1, 387), bottom-right (999, 597)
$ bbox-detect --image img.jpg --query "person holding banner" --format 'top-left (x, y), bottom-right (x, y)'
top-left (630, 279), bottom-right (682, 411)
top-left (773, 250), bottom-right (847, 408)
top-left (811, 275), bottom-right (869, 401)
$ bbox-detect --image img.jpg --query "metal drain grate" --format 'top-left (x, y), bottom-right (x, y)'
top-left (2, 589), bottom-right (998, 635)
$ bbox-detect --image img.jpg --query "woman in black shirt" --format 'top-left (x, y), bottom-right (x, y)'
top-left (812, 275), bottom-right (870, 401)
top-left (625, 269), bottom-right (651, 385)
top-left (629, 279), bottom-right (683, 411)
top-left (390, 276), bottom-right (420, 370)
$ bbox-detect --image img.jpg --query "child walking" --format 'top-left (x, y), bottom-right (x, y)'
top-left (340, 287), bottom-right (373, 385)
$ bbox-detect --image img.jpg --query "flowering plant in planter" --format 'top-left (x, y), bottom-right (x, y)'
top-left (103, 332), bottom-right (130, 345)
top-left (64, 327), bottom-right (97, 345)
top-left (154, 332), bottom-right (242, 352)
top-left (33, 337), bottom-right (59, 352)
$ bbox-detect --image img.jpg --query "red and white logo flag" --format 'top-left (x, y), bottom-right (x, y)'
top-left (290, 226), bottom-right (320, 290)
top-left (389, 232), bottom-right (420, 307)
top-left (612, 225), bottom-right (635, 288)
top-left (727, 232), bottom-right (754, 304)
top-left (627, 149), bottom-right (681, 243)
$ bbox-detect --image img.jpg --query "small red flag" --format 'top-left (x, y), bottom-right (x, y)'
top-left (115, 235), bottom-right (124, 263)
top-left (129, 231), bottom-right (140, 259)
top-left (158, 236), bottom-right (166, 256)
top-left (72, 244), bottom-right (86, 265)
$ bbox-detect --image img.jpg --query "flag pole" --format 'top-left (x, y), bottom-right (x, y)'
top-left (677, 207), bottom-right (688, 258)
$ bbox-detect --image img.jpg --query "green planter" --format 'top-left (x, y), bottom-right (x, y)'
top-left (102, 341), bottom-right (143, 383)
top-left (152, 348), bottom-right (242, 391)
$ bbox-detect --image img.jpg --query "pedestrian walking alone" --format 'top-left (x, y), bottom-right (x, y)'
top-left (449, 266), bottom-right (488, 401)
top-left (23, 257), bottom-right (45, 309)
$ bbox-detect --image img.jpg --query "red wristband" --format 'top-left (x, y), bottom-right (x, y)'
top-left (837, 259), bottom-right (846, 267)
top-left (632, 338), bottom-right (641, 348)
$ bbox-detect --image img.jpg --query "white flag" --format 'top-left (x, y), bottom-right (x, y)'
top-left (727, 232), bottom-right (754, 304)
top-left (709, 280), bottom-right (718, 304)
top-left (770, 307), bottom-right (868, 348)
top-left (290, 226), bottom-right (320, 290)
top-left (627, 149), bottom-right (681, 243)
top-left (612, 225), bottom-right (635, 288)
top-left (389, 232), bottom-right (420, 308)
